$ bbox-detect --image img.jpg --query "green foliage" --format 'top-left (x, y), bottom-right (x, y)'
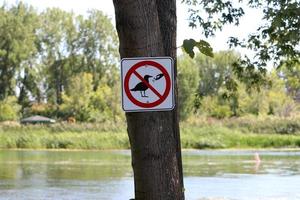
top-left (39, 8), bottom-right (119, 105)
top-left (0, 2), bottom-right (120, 122)
top-left (40, 8), bottom-right (76, 104)
top-left (180, 116), bottom-right (300, 149)
top-left (60, 73), bottom-right (94, 121)
top-left (182, 0), bottom-right (245, 37)
top-left (0, 3), bottom-right (39, 100)
top-left (0, 96), bottom-right (21, 121)
top-left (195, 51), bottom-right (239, 97)
top-left (90, 83), bottom-right (124, 122)
top-left (0, 125), bottom-right (129, 150)
top-left (177, 54), bottom-right (199, 120)
top-left (182, 39), bottom-right (213, 58)
top-left (182, 0), bottom-right (300, 89)
top-left (59, 72), bottom-right (124, 122)
top-left (0, 2), bottom-right (298, 123)
top-left (267, 72), bottom-right (296, 117)
top-left (0, 4), bottom-right (119, 109)
top-left (1, 116), bottom-right (300, 149)
top-left (210, 105), bottom-right (232, 119)
top-left (192, 51), bottom-right (241, 117)
top-left (77, 10), bottom-right (119, 90)
top-left (224, 115), bottom-right (300, 135)
top-left (176, 51), bottom-right (299, 119)
top-left (279, 63), bottom-right (300, 99)
top-left (237, 72), bottom-right (296, 116)
top-left (238, 85), bottom-right (269, 115)
top-left (22, 103), bottom-right (56, 118)
top-left (200, 96), bottom-right (232, 118)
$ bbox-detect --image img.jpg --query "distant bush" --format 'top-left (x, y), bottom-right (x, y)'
top-left (0, 96), bottom-right (21, 122)
top-left (200, 96), bottom-right (233, 119)
top-left (184, 115), bottom-right (300, 135)
top-left (1, 116), bottom-right (300, 150)
top-left (210, 105), bottom-right (232, 119)
top-left (0, 124), bottom-right (129, 150)
top-left (22, 103), bottom-right (57, 118)
top-left (180, 124), bottom-right (300, 149)
top-left (224, 115), bottom-right (300, 134)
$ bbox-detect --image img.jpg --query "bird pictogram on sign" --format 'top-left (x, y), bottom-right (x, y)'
top-left (130, 73), bottom-right (166, 98)
top-left (130, 74), bottom-right (153, 97)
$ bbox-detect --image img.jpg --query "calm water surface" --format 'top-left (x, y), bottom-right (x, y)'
top-left (0, 150), bottom-right (299, 200)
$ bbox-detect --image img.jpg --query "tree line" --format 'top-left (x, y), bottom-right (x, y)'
top-left (0, 2), bottom-right (299, 122)
top-left (178, 52), bottom-right (300, 120)
top-left (0, 3), bottom-right (121, 122)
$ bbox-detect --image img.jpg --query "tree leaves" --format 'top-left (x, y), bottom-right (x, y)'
top-left (0, 2), bottom-right (119, 111)
top-left (182, 0), bottom-right (300, 71)
top-left (182, 39), bottom-right (214, 58)
top-left (197, 40), bottom-right (214, 57)
top-left (181, 0), bottom-right (300, 94)
top-left (182, 39), bottom-right (196, 58)
top-left (182, 0), bottom-right (244, 37)
top-left (0, 3), bottom-right (39, 100)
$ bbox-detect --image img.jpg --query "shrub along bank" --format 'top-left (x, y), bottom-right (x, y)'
top-left (0, 116), bottom-right (300, 150)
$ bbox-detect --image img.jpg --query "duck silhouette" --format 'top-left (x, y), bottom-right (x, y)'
top-left (130, 75), bottom-right (153, 97)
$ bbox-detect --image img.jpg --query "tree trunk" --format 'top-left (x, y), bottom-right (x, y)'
top-left (113, 1), bottom-right (184, 199)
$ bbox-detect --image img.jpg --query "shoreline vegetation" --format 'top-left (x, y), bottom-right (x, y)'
top-left (1, 116), bottom-right (300, 150)
top-left (0, 2), bottom-right (299, 152)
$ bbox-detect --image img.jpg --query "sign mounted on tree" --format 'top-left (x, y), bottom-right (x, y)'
top-left (121, 57), bottom-right (175, 112)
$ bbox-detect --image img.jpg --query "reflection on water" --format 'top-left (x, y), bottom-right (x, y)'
top-left (0, 150), bottom-right (299, 200)
top-left (183, 150), bottom-right (300, 177)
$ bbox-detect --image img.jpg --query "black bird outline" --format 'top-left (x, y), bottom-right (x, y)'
top-left (130, 75), bottom-right (153, 97)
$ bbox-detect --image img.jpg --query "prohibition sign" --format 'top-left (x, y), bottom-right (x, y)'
top-left (124, 60), bottom-right (171, 108)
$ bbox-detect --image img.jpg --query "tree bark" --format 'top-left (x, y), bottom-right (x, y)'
top-left (113, 1), bottom-right (184, 199)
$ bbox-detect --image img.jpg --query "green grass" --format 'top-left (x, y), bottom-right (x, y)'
top-left (180, 125), bottom-right (300, 149)
top-left (1, 116), bottom-right (300, 150)
top-left (0, 123), bottom-right (129, 150)
top-left (186, 115), bottom-right (300, 135)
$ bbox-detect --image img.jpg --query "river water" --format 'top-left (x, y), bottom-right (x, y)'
top-left (0, 150), bottom-right (299, 200)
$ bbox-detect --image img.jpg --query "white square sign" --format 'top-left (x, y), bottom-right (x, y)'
top-left (121, 57), bottom-right (175, 112)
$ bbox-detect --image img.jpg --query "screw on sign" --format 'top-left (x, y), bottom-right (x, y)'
top-left (121, 57), bottom-right (175, 112)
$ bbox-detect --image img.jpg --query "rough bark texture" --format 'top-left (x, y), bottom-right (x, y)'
top-left (113, 0), bottom-right (184, 200)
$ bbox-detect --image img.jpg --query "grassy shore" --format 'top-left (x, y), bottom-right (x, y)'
top-left (0, 122), bottom-right (129, 150)
top-left (0, 116), bottom-right (300, 150)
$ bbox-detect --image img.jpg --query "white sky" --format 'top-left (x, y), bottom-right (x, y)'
top-left (1, 0), bottom-right (264, 55)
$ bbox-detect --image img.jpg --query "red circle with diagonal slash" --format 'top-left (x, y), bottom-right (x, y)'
top-left (124, 60), bottom-right (171, 108)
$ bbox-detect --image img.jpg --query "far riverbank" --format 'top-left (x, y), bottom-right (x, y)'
top-left (1, 116), bottom-right (299, 150)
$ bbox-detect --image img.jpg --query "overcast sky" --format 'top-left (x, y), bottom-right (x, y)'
top-left (1, 0), bottom-right (264, 55)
